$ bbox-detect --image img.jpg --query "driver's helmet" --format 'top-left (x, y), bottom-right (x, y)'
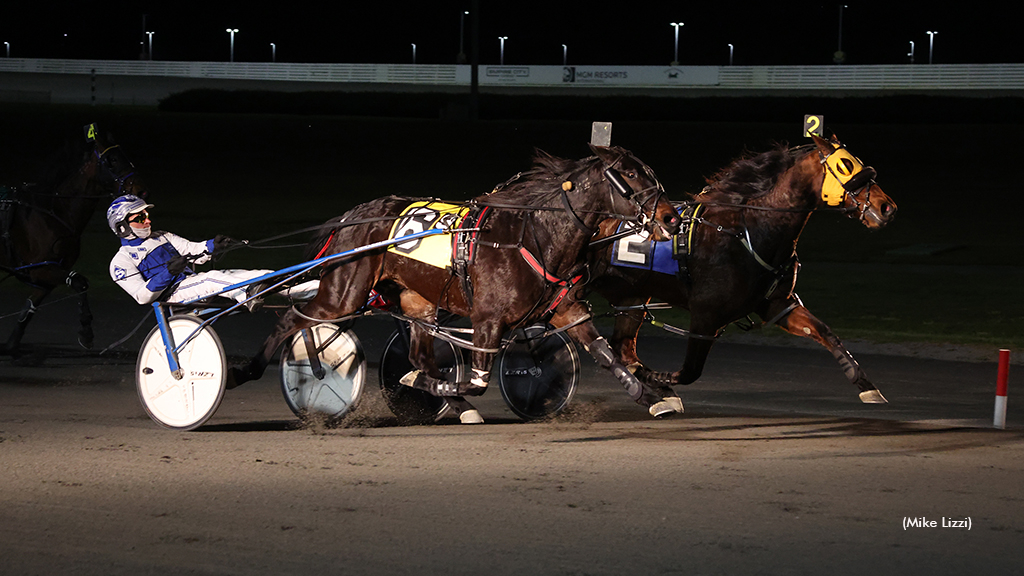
top-left (107, 194), bottom-right (153, 238)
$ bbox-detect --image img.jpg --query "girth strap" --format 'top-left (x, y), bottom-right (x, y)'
top-left (518, 247), bottom-right (585, 316)
top-left (452, 205), bottom-right (490, 309)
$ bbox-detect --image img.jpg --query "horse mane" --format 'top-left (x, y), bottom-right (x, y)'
top-left (33, 135), bottom-right (92, 190)
top-left (481, 147), bottom-right (618, 205)
top-left (698, 143), bottom-right (812, 203)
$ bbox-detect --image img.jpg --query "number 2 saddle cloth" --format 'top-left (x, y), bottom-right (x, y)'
top-left (609, 204), bottom-right (701, 278)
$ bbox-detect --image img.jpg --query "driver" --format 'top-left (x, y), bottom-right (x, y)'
top-left (106, 194), bottom-right (312, 306)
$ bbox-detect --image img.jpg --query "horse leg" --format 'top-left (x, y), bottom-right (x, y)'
top-left (395, 290), bottom-right (488, 424)
top-left (401, 319), bottom-right (485, 424)
top-left (3, 287), bottom-right (51, 353)
top-left (767, 299), bottom-right (886, 404)
top-left (674, 336), bottom-right (717, 385)
top-left (552, 304), bottom-right (679, 417)
top-left (65, 271), bottom-right (93, 349)
top-left (606, 305), bottom-right (684, 413)
top-left (395, 290), bottom-right (483, 394)
top-left (398, 289), bottom-right (445, 380)
top-left (607, 299), bottom-right (645, 369)
top-left (660, 311), bottom-right (721, 386)
top-left (229, 263), bottom-right (374, 389)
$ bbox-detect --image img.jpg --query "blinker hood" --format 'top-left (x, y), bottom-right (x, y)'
top-left (821, 146), bottom-right (875, 206)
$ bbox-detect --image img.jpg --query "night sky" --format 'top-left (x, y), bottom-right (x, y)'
top-left (0, 2), bottom-right (1016, 67)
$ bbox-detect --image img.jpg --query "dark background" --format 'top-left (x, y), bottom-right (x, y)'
top-left (1, 95), bottom-right (1022, 352)
top-left (0, 2), bottom-right (1013, 66)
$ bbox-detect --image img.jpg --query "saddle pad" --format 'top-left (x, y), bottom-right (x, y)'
top-left (387, 200), bottom-right (469, 269)
top-left (609, 226), bottom-right (678, 275)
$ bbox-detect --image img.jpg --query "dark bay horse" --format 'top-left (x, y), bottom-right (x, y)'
top-left (230, 145), bottom-right (683, 421)
top-left (1, 125), bottom-right (147, 352)
top-left (588, 134), bottom-right (897, 407)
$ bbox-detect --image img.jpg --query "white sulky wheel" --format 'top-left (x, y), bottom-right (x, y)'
top-left (136, 315), bottom-right (226, 431)
top-left (279, 324), bottom-right (366, 424)
top-left (496, 324), bottom-right (579, 421)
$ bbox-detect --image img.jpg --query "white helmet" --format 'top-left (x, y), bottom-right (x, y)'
top-left (107, 194), bottom-right (153, 238)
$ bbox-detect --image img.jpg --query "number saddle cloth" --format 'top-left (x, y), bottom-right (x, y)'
top-left (610, 204), bottom-right (701, 281)
top-left (387, 200), bottom-right (489, 306)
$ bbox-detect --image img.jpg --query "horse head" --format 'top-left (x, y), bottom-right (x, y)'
top-left (589, 145), bottom-right (680, 240)
top-left (83, 124), bottom-right (149, 200)
top-left (812, 133), bottom-right (896, 229)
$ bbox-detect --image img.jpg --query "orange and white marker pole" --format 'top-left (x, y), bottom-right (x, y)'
top-left (994, 349), bottom-right (1011, 429)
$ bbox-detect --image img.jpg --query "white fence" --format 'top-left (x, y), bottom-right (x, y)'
top-left (2, 59), bottom-right (1023, 105)
top-left (3, 58), bottom-right (1024, 90)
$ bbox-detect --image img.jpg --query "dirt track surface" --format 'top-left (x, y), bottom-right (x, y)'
top-left (2, 305), bottom-right (1023, 575)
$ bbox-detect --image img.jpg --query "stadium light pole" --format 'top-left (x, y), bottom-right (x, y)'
top-left (562, 44), bottom-right (567, 66)
top-left (270, 43), bottom-right (276, 62)
top-left (833, 4), bottom-right (848, 63)
top-left (728, 43), bottom-right (734, 65)
top-left (4, 42), bottom-right (9, 58)
top-left (499, 36), bottom-right (508, 65)
top-left (908, 40), bottom-right (914, 63)
top-left (226, 28), bottom-right (239, 62)
top-left (837, 5), bottom-right (847, 53)
top-left (458, 10), bottom-right (468, 63)
top-left (670, 22), bottom-right (683, 66)
top-left (146, 31), bottom-right (154, 60)
top-left (927, 30), bottom-right (937, 64)
top-left (411, 43), bottom-right (417, 64)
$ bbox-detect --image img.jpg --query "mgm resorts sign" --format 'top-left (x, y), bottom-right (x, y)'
top-left (481, 66), bottom-right (719, 87)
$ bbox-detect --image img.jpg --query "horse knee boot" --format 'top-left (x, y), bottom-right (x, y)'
top-left (585, 337), bottom-right (678, 417)
top-left (400, 370), bottom-right (487, 397)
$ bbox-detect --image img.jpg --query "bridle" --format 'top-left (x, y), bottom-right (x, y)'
top-left (93, 143), bottom-right (141, 197)
top-left (559, 153), bottom-right (672, 240)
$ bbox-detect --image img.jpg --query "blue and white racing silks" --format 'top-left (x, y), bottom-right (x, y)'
top-left (109, 231), bottom-right (214, 304)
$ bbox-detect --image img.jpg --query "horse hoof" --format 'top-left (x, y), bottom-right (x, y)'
top-left (649, 401), bottom-right (677, 418)
top-left (399, 370), bottom-right (422, 387)
top-left (445, 398), bottom-right (484, 424)
top-left (663, 396), bottom-right (684, 413)
top-left (459, 410), bottom-right (484, 424)
top-left (78, 337), bottom-right (94, 350)
top-left (859, 389), bottom-right (888, 404)
top-left (225, 367), bottom-right (246, 390)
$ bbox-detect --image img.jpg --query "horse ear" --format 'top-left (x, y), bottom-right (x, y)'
top-left (811, 133), bottom-right (836, 155)
top-left (588, 143), bottom-right (618, 164)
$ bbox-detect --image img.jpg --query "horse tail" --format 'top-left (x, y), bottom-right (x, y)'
top-left (305, 215), bottom-right (348, 260)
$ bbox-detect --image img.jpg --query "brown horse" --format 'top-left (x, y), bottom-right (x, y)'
top-left (230, 145), bottom-right (683, 422)
top-left (0, 125), bottom-right (147, 353)
top-left (587, 134), bottom-right (897, 407)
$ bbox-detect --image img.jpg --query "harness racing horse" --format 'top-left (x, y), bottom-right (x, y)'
top-left (230, 145), bottom-right (683, 422)
top-left (0, 124), bottom-right (147, 353)
top-left (588, 133), bottom-right (897, 407)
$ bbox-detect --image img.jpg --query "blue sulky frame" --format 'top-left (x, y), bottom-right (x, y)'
top-left (150, 227), bottom-right (448, 379)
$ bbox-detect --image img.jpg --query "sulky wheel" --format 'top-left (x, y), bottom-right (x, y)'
top-left (378, 321), bottom-right (465, 425)
top-left (280, 324), bottom-right (366, 424)
top-left (496, 324), bottom-right (579, 421)
top-left (136, 315), bottom-right (226, 431)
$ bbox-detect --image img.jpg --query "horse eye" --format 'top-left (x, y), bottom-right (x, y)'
top-left (839, 158), bottom-right (854, 175)
top-left (626, 171), bottom-right (637, 179)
